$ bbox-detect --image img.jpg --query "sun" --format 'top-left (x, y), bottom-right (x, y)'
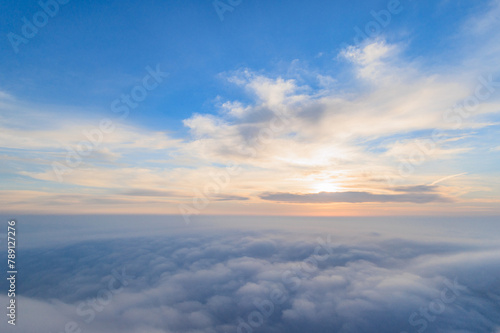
top-left (312, 182), bottom-right (340, 193)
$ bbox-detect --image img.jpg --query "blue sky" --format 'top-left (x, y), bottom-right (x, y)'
top-left (0, 0), bottom-right (489, 127)
top-left (0, 0), bottom-right (499, 215)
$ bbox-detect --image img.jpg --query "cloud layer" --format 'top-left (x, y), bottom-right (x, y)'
top-left (1, 216), bottom-right (500, 333)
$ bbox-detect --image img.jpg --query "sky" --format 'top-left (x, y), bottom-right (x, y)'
top-left (1, 0), bottom-right (500, 216)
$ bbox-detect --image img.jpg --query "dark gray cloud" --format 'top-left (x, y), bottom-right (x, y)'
top-left (11, 194), bottom-right (172, 206)
top-left (260, 190), bottom-right (450, 203)
top-left (120, 189), bottom-right (178, 197)
top-left (214, 194), bottom-right (249, 201)
top-left (393, 185), bottom-right (438, 193)
top-left (119, 187), bottom-right (246, 201)
top-left (1, 216), bottom-right (499, 333)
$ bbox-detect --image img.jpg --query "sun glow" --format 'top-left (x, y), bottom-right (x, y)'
top-left (312, 182), bottom-right (340, 193)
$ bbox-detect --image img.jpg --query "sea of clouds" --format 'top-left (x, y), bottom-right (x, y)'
top-left (0, 215), bottom-right (499, 333)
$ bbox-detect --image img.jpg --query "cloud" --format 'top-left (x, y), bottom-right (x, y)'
top-left (1, 216), bottom-right (500, 333)
top-left (259, 190), bottom-right (450, 204)
top-left (213, 194), bottom-right (249, 201)
top-left (393, 185), bottom-right (438, 193)
top-left (120, 189), bottom-right (178, 197)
